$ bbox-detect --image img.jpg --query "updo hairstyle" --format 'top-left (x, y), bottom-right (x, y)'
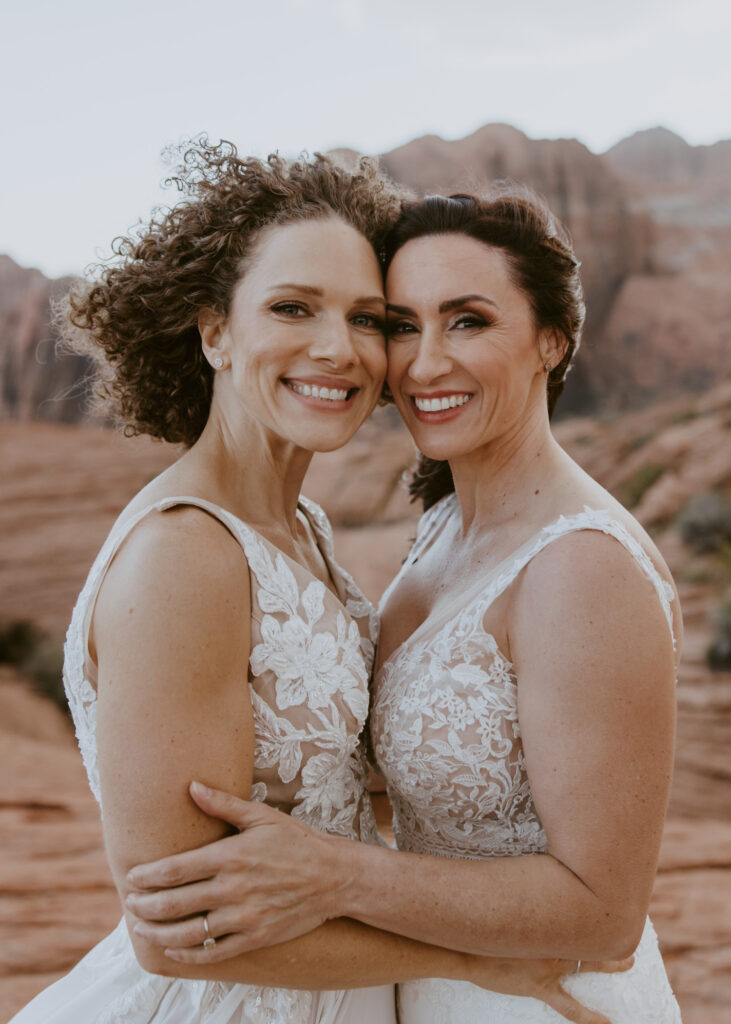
top-left (61, 139), bottom-right (405, 447)
top-left (382, 188), bottom-right (586, 510)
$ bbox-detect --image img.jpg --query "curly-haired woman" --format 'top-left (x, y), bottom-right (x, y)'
top-left (9, 147), bottom-right (615, 1024)
top-left (122, 188), bottom-right (682, 1022)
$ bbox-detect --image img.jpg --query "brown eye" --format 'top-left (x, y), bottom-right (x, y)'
top-left (452, 314), bottom-right (486, 330)
top-left (388, 320), bottom-right (418, 338)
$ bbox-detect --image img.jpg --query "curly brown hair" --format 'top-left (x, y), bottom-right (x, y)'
top-left (60, 138), bottom-right (406, 446)
top-left (381, 187), bottom-right (586, 510)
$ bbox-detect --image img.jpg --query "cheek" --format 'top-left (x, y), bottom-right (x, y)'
top-left (365, 339), bottom-right (388, 382)
top-left (385, 344), bottom-right (409, 388)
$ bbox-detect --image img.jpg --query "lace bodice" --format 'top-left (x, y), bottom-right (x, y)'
top-left (59, 494), bottom-right (383, 1023)
top-left (372, 496), bottom-right (677, 861)
top-left (64, 495), bottom-right (379, 843)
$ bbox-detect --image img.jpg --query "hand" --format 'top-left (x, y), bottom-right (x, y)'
top-left (125, 782), bottom-right (350, 962)
top-left (466, 955), bottom-right (634, 1024)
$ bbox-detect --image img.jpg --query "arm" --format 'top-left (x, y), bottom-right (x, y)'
top-left (91, 508), bottom-right (506, 990)
top-left (129, 531), bottom-right (677, 962)
top-left (333, 532), bottom-right (677, 959)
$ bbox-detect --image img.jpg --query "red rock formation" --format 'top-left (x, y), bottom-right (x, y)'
top-left (2, 124), bottom-right (729, 426)
top-left (379, 123), bottom-right (653, 413)
top-left (0, 256), bottom-right (91, 423)
top-left (0, 385), bottom-right (730, 1019)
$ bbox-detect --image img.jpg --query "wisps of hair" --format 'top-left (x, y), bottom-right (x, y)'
top-left (382, 186), bottom-right (585, 510)
top-left (57, 136), bottom-right (405, 447)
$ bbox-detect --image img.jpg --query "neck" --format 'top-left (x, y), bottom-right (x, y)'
top-left (449, 404), bottom-right (565, 538)
top-left (179, 407), bottom-right (313, 535)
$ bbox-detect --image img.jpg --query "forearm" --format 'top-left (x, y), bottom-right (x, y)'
top-left (333, 842), bottom-right (639, 961)
top-left (136, 914), bottom-right (472, 988)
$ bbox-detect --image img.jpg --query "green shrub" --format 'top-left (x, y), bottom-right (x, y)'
top-left (0, 618), bottom-right (68, 714)
top-left (0, 620), bottom-right (44, 664)
top-left (707, 600), bottom-right (731, 671)
top-left (618, 463), bottom-right (666, 508)
top-left (677, 492), bottom-right (731, 554)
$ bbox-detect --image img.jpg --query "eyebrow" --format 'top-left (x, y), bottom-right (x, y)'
top-left (268, 284), bottom-right (324, 296)
top-left (268, 284), bottom-right (385, 306)
top-left (387, 293), bottom-right (498, 315)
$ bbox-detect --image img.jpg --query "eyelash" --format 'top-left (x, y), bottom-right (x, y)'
top-left (271, 303), bottom-right (384, 331)
top-left (452, 314), bottom-right (487, 330)
top-left (271, 301), bottom-right (308, 317)
top-left (388, 313), bottom-right (490, 337)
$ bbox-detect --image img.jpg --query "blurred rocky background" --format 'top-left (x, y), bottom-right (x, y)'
top-left (1, 123), bottom-right (730, 1022)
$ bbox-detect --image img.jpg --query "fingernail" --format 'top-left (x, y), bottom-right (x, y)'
top-left (133, 923), bottom-right (147, 936)
top-left (165, 949), bottom-right (181, 960)
top-left (191, 781), bottom-right (211, 797)
top-left (125, 894), bottom-right (136, 906)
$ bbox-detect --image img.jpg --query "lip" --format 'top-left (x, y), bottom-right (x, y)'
top-left (407, 391), bottom-right (474, 423)
top-left (285, 375), bottom-right (358, 390)
top-left (409, 391), bottom-right (470, 399)
top-left (283, 377), bottom-right (360, 411)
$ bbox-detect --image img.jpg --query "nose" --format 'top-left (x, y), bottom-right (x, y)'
top-left (408, 329), bottom-right (452, 385)
top-left (308, 317), bottom-right (359, 369)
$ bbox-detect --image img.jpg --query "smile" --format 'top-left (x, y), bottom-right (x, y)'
top-left (412, 393), bottom-right (473, 412)
top-left (285, 381), bottom-right (354, 402)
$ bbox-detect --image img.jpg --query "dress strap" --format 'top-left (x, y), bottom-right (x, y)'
top-left (473, 506), bottom-right (677, 649)
top-left (77, 496), bottom-right (269, 683)
top-left (379, 493), bottom-right (458, 612)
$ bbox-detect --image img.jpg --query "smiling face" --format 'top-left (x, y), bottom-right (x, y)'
top-left (205, 216), bottom-right (387, 453)
top-left (385, 232), bottom-right (552, 463)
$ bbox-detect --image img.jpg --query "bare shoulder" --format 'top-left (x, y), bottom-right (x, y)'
top-left (511, 526), bottom-right (679, 671)
top-left (93, 505), bottom-right (251, 653)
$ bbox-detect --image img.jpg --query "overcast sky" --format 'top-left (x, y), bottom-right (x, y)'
top-left (3, 0), bottom-right (730, 278)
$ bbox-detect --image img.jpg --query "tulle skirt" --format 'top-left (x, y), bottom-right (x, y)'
top-left (9, 918), bottom-right (397, 1024)
top-left (398, 917), bottom-right (681, 1023)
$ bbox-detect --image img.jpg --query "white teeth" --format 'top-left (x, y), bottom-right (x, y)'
top-left (414, 394), bottom-right (472, 412)
top-left (288, 382), bottom-right (349, 401)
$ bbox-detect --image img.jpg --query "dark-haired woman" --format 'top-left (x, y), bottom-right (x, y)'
top-left (9, 152), bottom-right (618, 1024)
top-left (128, 188), bottom-right (682, 1022)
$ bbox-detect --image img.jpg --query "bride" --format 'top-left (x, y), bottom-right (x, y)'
top-left (9, 146), bottom-right (617, 1024)
top-left (126, 188), bottom-right (683, 1022)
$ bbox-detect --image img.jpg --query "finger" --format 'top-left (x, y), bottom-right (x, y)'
top-left (580, 956), bottom-right (634, 974)
top-left (134, 914), bottom-right (213, 951)
top-left (544, 987), bottom-right (610, 1024)
top-left (127, 839), bottom-right (232, 890)
top-left (188, 782), bottom-right (278, 830)
top-left (126, 879), bottom-right (222, 922)
top-left (165, 930), bottom-right (260, 964)
top-left (133, 905), bottom-right (281, 952)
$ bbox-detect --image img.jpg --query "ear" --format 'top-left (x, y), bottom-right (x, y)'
top-left (538, 328), bottom-right (568, 373)
top-left (198, 309), bottom-right (230, 371)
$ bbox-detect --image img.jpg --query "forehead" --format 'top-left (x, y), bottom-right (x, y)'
top-left (241, 216), bottom-right (383, 293)
top-left (386, 233), bottom-right (514, 300)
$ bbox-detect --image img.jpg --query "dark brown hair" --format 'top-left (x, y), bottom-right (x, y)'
top-left (382, 187), bottom-right (585, 510)
top-left (59, 138), bottom-right (405, 446)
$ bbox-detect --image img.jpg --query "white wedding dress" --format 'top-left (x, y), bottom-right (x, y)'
top-left (372, 495), bottom-right (682, 1023)
top-left (11, 495), bottom-right (396, 1024)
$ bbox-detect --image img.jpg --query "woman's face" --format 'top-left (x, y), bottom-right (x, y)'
top-left (385, 233), bottom-right (547, 463)
top-left (209, 216), bottom-right (387, 452)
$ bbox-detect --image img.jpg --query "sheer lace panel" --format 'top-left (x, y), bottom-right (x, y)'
top-left (59, 495), bottom-right (383, 1021)
top-left (373, 505), bottom-right (677, 860)
top-left (64, 495), bottom-right (379, 843)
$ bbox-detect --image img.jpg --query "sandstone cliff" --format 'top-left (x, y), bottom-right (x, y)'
top-left (0, 256), bottom-right (92, 423)
top-left (1, 384), bottom-right (730, 1021)
top-left (1, 124), bottom-right (728, 424)
top-left (378, 123), bottom-right (730, 412)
